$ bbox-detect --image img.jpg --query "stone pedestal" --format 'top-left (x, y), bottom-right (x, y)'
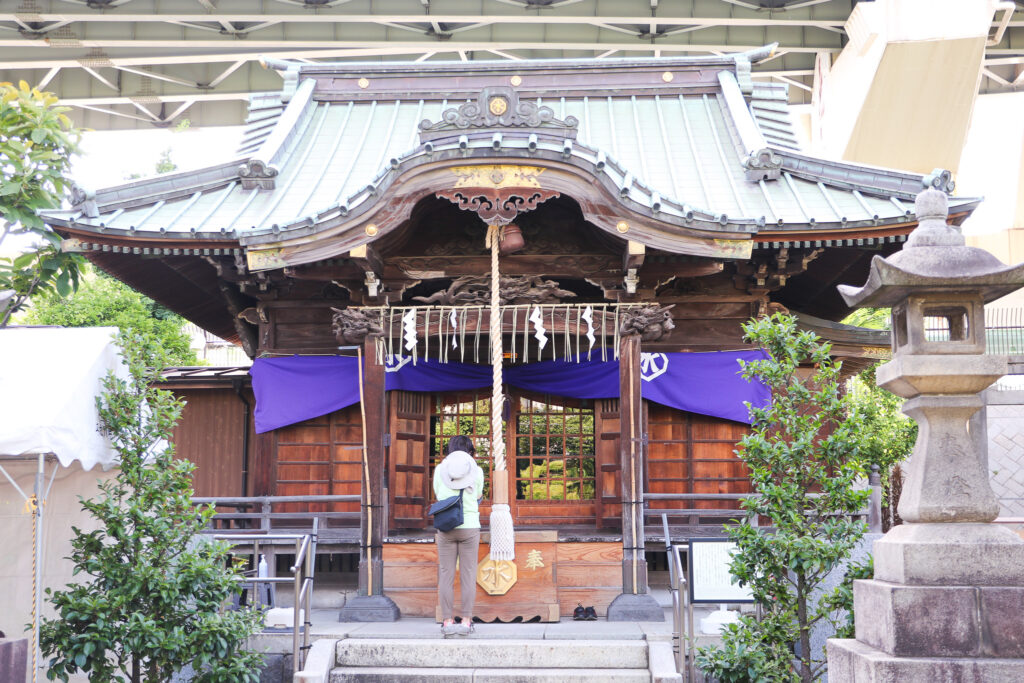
top-left (829, 187), bottom-right (1024, 680)
top-left (337, 594), bottom-right (401, 622)
top-left (828, 524), bottom-right (1024, 679)
top-left (828, 638), bottom-right (1024, 682)
top-left (606, 592), bottom-right (664, 622)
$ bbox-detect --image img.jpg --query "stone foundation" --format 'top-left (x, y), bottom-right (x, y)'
top-left (828, 638), bottom-right (1024, 682)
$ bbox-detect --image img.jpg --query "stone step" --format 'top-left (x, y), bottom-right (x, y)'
top-left (335, 638), bottom-right (648, 670)
top-left (330, 666), bottom-right (651, 682)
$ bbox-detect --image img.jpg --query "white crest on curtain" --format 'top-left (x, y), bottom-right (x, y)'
top-left (529, 305), bottom-right (548, 351)
top-left (384, 354), bottom-right (412, 373)
top-left (640, 352), bottom-right (669, 382)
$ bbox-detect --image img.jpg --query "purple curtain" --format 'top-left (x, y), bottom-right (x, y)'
top-left (250, 355), bottom-right (361, 433)
top-left (250, 350), bottom-right (769, 433)
top-left (638, 350), bottom-right (769, 424)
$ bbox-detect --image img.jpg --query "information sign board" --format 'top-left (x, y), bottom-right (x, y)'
top-left (687, 537), bottom-right (755, 604)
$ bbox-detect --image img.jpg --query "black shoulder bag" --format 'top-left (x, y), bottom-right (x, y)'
top-left (429, 490), bottom-right (464, 532)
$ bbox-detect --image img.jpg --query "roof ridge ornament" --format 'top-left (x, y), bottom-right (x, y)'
top-left (259, 56), bottom-right (301, 103)
top-left (732, 55), bottom-right (754, 96)
top-left (922, 168), bottom-right (955, 194)
top-left (742, 148), bottom-right (783, 181)
top-left (418, 86), bottom-right (579, 142)
top-left (238, 159), bottom-right (280, 191)
top-left (730, 43), bottom-right (775, 97)
top-left (69, 183), bottom-right (100, 218)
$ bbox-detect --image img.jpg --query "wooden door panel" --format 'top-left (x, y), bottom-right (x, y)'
top-left (595, 398), bottom-right (621, 528)
top-left (389, 391), bottom-right (430, 529)
top-left (646, 404), bottom-right (751, 514)
top-left (329, 405), bottom-right (363, 521)
top-left (271, 405), bottom-right (362, 520)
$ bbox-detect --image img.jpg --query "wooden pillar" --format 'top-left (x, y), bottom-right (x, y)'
top-left (618, 332), bottom-right (647, 594)
top-left (339, 334), bottom-right (399, 621)
top-left (360, 334), bottom-right (386, 597)
top-left (252, 430), bottom-right (277, 498)
top-left (607, 332), bottom-right (663, 621)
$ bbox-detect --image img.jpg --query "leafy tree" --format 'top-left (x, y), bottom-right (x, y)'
top-left (695, 313), bottom-right (871, 683)
top-left (39, 331), bottom-right (263, 683)
top-left (23, 266), bottom-right (201, 365)
top-left (848, 363), bottom-right (915, 530)
top-left (841, 307), bottom-right (890, 330)
top-left (0, 80), bottom-right (83, 326)
top-left (839, 307), bottom-right (915, 530)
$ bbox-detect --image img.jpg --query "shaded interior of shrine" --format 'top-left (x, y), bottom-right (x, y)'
top-left (249, 193), bottom-right (766, 539)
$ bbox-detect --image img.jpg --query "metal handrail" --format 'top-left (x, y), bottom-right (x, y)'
top-left (662, 513), bottom-right (693, 682)
top-left (210, 525), bottom-right (318, 674)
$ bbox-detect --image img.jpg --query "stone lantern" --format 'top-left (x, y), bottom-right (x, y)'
top-left (828, 187), bottom-right (1024, 680)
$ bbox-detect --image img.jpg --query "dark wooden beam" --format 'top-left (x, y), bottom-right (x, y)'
top-left (607, 332), bottom-right (662, 620)
top-left (349, 244), bottom-right (383, 276)
top-left (623, 240), bottom-right (645, 272)
top-left (339, 334), bottom-right (400, 621)
top-left (386, 254), bottom-right (621, 279)
top-left (618, 333), bottom-right (646, 595)
top-left (252, 430), bottom-right (277, 500)
top-left (359, 334), bottom-right (388, 598)
top-left (284, 260), bottom-right (363, 281)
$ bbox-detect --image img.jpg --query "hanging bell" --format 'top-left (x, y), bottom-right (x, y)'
top-left (499, 223), bottom-right (525, 254)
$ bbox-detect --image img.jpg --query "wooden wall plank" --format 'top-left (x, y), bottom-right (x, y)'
top-left (171, 387), bottom-right (252, 498)
top-left (555, 542), bottom-right (623, 564)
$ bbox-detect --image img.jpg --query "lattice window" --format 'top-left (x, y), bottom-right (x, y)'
top-left (429, 392), bottom-right (495, 499)
top-left (515, 396), bottom-right (596, 501)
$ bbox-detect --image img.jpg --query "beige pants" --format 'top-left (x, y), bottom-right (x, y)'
top-left (436, 527), bottom-right (480, 621)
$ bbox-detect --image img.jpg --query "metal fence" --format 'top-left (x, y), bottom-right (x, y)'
top-left (985, 307), bottom-right (1024, 355)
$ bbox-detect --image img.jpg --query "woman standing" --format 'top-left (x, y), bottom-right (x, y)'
top-left (433, 435), bottom-right (485, 636)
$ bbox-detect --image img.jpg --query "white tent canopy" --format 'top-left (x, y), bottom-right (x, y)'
top-left (0, 326), bottom-right (125, 469)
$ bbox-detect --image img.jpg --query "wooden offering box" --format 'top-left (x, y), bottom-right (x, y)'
top-left (382, 532), bottom-right (622, 622)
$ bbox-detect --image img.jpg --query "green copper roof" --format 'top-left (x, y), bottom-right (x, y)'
top-left (44, 53), bottom-right (977, 252)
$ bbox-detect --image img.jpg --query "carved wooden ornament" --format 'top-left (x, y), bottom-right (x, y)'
top-left (418, 86), bottom-right (578, 139)
top-left (619, 304), bottom-right (676, 342)
top-left (332, 307), bottom-right (384, 345)
top-left (436, 164), bottom-right (559, 226)
top-left (476, 557), bottom-right (517, 595)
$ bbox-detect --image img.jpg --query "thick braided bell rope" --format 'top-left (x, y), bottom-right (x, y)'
top-left (486, 225), bottom-right (514, 561)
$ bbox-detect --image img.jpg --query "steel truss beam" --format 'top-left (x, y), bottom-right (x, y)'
top-left (0, 0), bottom-right (1020, 129)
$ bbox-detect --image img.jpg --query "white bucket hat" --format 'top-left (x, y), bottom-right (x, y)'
top-left (440, 450), bottom-right (478, 491)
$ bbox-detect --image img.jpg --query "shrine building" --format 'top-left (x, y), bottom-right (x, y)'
top-left (42, 47), bottom-right (977, 622)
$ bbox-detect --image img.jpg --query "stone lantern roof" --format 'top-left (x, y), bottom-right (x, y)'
top-left (838, 188), bottom-right (1024, 309)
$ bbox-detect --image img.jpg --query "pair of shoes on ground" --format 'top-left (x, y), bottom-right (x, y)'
top-left (441, 619), bottom-right (475, 636)
top-left (572, 603), bottom-right (598, 621)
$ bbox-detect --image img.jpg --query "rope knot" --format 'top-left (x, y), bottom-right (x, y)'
top-left (24, 494), bottom-right (40, 515)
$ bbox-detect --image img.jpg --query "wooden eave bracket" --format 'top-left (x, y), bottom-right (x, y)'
top-left (349, 244), bottom-right (383, 299)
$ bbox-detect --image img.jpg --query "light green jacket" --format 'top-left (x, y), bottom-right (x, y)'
top-left (432, 457), bottom-right (484, 530)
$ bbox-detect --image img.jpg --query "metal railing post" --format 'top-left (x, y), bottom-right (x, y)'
top-left (293, 537), bottom-right (301, 673)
